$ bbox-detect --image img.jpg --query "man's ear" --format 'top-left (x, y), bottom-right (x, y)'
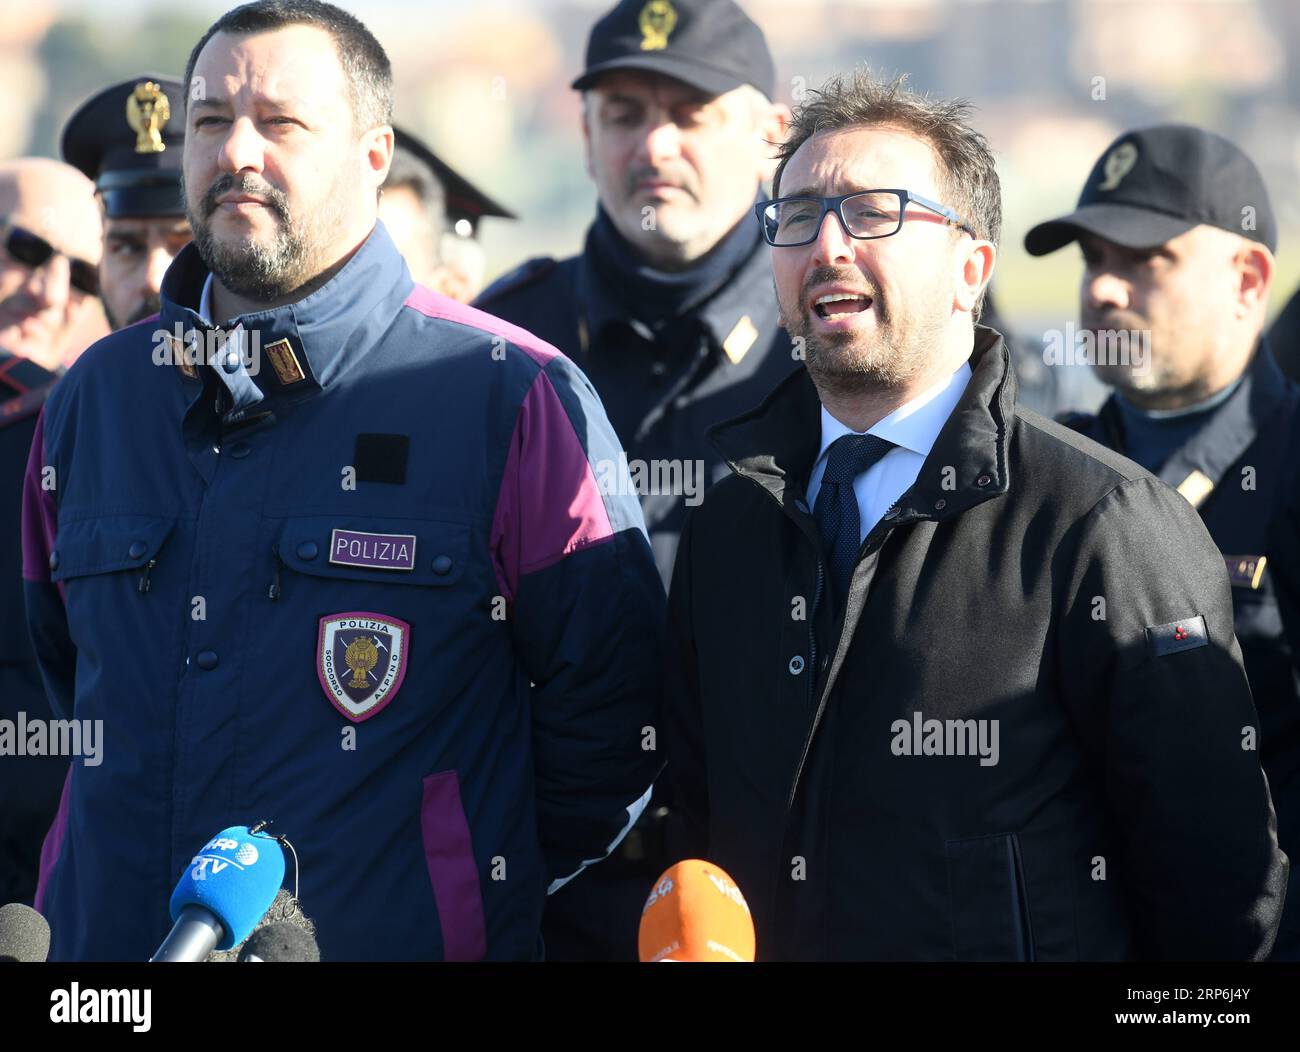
top-left (1236, 241), bottom-right (1273, 320)
top-left (365, 125), bottom-right (395, 189)
top-left (954, 239), bottom-right (996, 317)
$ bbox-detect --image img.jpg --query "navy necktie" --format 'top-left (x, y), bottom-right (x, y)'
top-left (812, 433), bottom-right (895, 600)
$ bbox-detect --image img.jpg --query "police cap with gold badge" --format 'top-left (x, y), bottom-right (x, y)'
top-left (1024, 124), bottom-right (1278, 256)
top-left (60, 76), bottom-right (186, 219)
top-left (572, 0), bottom-right (775, 99)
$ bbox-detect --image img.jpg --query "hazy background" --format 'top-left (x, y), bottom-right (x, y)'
top-left (3, 0), bottom-right (1297, 409)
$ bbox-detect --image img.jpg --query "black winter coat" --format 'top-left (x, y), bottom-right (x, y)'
top-left (666, 328), bottom-right (1287, 961)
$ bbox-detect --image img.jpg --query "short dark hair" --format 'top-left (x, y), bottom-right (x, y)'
top-left (383, 145), bottom-right (448, 250)
top-left (773, 71), bottom-right (1002, 314)
top-left (184, 0), bottom-right (393, 132)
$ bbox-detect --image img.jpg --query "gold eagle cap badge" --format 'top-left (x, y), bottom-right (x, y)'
top-left (126, 81), bottom-right (171, 155)
top-left (639, 0), bottom-right (678, 51)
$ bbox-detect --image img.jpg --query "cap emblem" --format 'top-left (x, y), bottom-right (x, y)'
top-left (126, 81), bottom-right (171, 154)
top-left (1097, 141), bottom-right (1138, 192)
top-left (639, 0), bottom-right (678, 50)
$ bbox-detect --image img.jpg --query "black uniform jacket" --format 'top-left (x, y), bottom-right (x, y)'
top-left (666, 327), bottom-right (1287, 961)
top-left (1063, 345), bottom-right (1300, 955)
top-left (0, 351), bottom-right (63, 905)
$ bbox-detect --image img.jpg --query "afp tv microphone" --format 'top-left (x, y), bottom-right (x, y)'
top-left (638, 859), bottom-right (755, 962)
top-left (151, 825), bottom-right (285, 962)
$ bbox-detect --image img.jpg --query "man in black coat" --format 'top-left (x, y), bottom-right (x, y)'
top-left (1024, 124), bottom-right (1300, 959)
top-left (665, 71), bottom-right (1287, 961)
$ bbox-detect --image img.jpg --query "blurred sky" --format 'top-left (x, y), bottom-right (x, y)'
top-left (4, 0), bottom-right (1299, 349)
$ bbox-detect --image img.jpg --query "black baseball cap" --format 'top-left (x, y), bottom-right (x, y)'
top-left (572, 0), bottom-right (775, 99)
top-left (1025, 124), bottom-right (1277, 256)
top-left (61, 76), bottom-right (186, 219)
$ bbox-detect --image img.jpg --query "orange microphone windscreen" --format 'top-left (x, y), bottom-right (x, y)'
top-left (637, 859), bottom-right (756, 962)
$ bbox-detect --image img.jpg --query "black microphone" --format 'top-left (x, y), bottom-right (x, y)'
top-left (238, 923), bottom-right (320, 962)
top-left (0, 903), bottom-right (51, 962)
top-left (209, 889), bottom-right (318, 962)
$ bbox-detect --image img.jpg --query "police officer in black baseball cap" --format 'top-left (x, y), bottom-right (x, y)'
top-left (475, 0), bottom-right (793, 960)
top-left (61, 76), bottom-right (191, 330)
top-left (1028, 125), bottom-right (1300, 960)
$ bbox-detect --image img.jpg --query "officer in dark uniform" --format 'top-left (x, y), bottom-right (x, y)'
top-left (381, 125), bottom-right (514, 302)
top-left (61, 76), bottom-right (190, 330)
top-left (0, 78), bottom-right (188, 907)
top-left (473, 0), bottom-right (795, 961)
top-left (1026, 124), bottom-right (1300, 959)
top-left (476, 0), bottom-right (797, 586)
top-left (0, 156), bottom-right (101, 907)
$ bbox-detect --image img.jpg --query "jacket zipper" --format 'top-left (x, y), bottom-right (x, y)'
top-left (138, 558), bottom-right (157, 593)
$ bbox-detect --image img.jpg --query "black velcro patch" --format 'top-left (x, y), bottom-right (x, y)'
top-left (1145, 615), bottom-right (1209, 658)
top-left (354, 433), bottom-right (409, 485)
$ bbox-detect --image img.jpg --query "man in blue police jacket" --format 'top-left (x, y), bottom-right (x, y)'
top-left (21, 0), bottom-right (663, 961)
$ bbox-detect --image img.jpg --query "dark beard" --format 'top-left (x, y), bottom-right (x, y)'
top-left (185, 173), bottom-right (313, 301)
top-left (779, 268), bottom-right (945, 398)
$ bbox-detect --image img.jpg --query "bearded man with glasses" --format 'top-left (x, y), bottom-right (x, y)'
top-left (663, 70), bottom-right (1287, 961)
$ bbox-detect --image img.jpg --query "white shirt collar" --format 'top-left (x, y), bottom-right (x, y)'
top-left (815, 358), bottom-right (973, 465)
top-left (197, 272), bottom-right (215, 326)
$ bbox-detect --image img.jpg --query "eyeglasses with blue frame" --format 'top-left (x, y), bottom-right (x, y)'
top-left (756, 189), bottom-right (976, 248)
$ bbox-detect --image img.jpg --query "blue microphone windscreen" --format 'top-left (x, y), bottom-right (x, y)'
top-left (169, 827), bottom-right (286, 950)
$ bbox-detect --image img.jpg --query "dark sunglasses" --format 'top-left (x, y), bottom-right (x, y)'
top-left (2, 221), bottom-right (99, 296)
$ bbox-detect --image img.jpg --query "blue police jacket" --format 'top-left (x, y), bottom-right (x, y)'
top-left (21, 221), bottom-right (664, 960)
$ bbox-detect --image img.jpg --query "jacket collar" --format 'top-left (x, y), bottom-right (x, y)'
top-left (575, 213), bottom-right (779, 356)
top-left (709, 326), bottom-right (1014, 528)
top-left (158, 220), bottom-right (414, 406)
top-left (1098, 337), bottom-right (1295, 495)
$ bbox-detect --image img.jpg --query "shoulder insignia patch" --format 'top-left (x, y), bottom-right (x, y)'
top-left (1145, 615), bottom-right (1209, 658)
top-left (1223, 554), bottom-right (1267, 590)
top-left (1176, 469), bottom-right (1215, 508)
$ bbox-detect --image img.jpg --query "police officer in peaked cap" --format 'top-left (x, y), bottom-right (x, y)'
top-left (62, 75), bottom-right (192, 331)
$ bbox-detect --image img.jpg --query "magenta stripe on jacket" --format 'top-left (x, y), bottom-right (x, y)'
top-left (420, 771), bottom-right (487, 962)
top-left (490, 368), bottom-right (615, 601)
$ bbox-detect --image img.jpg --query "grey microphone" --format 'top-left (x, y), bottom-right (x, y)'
top-left (0, 903), bottom-right (52, 962)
